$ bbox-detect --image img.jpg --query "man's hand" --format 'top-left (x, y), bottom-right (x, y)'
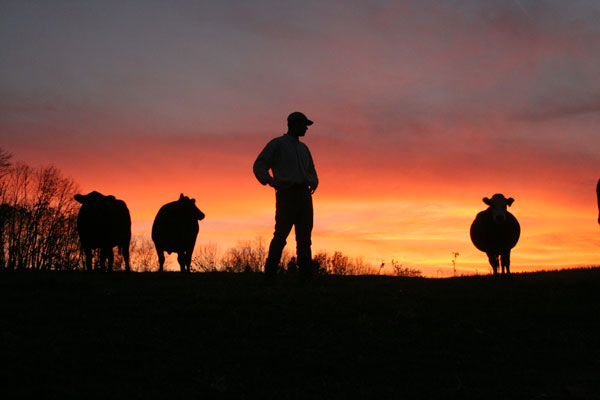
top-left (267, 177), bottom-right (278, 190)
top-left (309, 182), bottom-right (318, 194)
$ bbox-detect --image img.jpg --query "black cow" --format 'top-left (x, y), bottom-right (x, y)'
top-left (596, 179), bottom-right (600, 225)
top-left (470, 194), bottom-right (520, 275)
top-left (152, 194), bottom-right (205, 272)
top-left (74, 191), bottom-right (131, 272)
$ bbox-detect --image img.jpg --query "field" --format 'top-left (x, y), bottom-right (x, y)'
top-left (1, 269), bottom-right (600, 399)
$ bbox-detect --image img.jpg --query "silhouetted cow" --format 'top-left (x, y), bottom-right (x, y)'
top-left (74, 191), bottom-right (131, 272)
top-left (470, 194), bottom-right (520, 275)
top-left (152, 194), bottom-right (205, 272)
top-left (596, 179), bottom-right (600, 225)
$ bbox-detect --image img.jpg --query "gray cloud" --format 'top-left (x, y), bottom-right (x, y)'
top-left (2, 0), bottom-right (600, 164)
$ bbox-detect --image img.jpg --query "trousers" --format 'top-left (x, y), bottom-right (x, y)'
top-left (265, 185), bottom-right (313, 277)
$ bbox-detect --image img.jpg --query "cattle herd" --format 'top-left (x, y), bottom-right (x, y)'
top-left (75, 192), bottom-right (204, 273)
top-left (74, 180), bottom-right (600, 275)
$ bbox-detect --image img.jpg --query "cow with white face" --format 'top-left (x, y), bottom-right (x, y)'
top-left (470, 194), bottom-right (520, 276)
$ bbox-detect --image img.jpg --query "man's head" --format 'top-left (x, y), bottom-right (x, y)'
top-left (287, 111), bottom-right (313, 137)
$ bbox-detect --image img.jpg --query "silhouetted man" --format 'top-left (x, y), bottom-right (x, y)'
top-left (254, 112), bottom-right (318, 281)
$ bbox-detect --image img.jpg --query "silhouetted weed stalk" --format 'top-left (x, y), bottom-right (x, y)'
top-left (452, 251), bottom-right (460, 277)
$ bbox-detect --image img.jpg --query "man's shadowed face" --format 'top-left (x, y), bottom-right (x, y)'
top-left (288, 121), bottom-right (309, 137)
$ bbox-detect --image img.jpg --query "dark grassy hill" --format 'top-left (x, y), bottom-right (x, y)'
top-left (1, 269), bottom-right (599, 399)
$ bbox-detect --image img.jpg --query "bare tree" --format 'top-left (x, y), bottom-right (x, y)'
top-left (0, 148), bottom-right (12, 268)
top-left (192, 242), bottom-right (220, 272)
top-left (309, 251), bottom-right (381, 276)
top-left (312, 251), bottom-right (328, 275)
top-left (0, 147), bottom-right (11, 178)
top-left (221, 237), bottom-right (267, 273)
top-left (329, 251), bottom-right (349, 275)
top-left (129, 235), bottom-right (158, 272)
top-left (0, 161), bottom-right (81, 270)
top-left (345, 256), bottom-right (377, 275)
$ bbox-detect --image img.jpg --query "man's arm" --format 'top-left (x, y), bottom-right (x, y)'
top-left (253, 140), bottom-right (277, 188)
top-left (306, 149), bottom-right (318, 194)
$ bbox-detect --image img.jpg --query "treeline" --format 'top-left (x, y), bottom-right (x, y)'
top-left (129, 236), bottom-right (369, 275)
top-left (145, 237), bottom-right (421, 277)
top-left (0, 149), bottom-right (81, 270)
top-left (0, 148), bottom-right (421, 276)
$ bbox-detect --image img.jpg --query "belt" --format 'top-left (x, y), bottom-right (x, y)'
top-left (277, 183), bottom-right (309, 191)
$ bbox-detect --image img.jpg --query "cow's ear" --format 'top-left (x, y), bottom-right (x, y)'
top-left (483, 197), bottom-right (491, 205)
top-left (74, 194), bottom-right (85, 204)
top-left (507, 197), bottom-right (515, 206)
top-left (179, 193), bottom-right (184, 200)
top-left (191, 198), bottom-right (196, 204)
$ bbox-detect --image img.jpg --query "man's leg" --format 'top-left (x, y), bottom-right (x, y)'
top-left (265, 189), bottom-right (295, 280)
top-left (295, 189), bottom-right (314, 280)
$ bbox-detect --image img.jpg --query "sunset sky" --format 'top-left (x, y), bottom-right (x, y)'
top-left (2, 0), bottom-right (600, 275)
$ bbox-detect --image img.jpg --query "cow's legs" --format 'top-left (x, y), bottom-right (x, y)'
top-left (156, 248), bottom-right (165, 272)
top-left (176, 251), bottom-right (193, 273)
top-left (487, 252), bottom-right (499, 275)
top-left (122, 245), bottom-right (131, 272)
top-left (177, 252), bottom-right (187, 273)
top-left (105, 248), bottom-right (114, 272)
top-left (84, 247), bottom-right (93, 271)
top-left (186, 251), bottom-right (193, 273)
top-left (500, 250), bottom-right (511, 275)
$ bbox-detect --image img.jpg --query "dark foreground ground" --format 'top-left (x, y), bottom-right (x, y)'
top-left (1, 269), bottom-right (600, 400)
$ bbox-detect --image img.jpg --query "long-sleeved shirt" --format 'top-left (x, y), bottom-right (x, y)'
top-left (253, 134), bottom-right (318, 190)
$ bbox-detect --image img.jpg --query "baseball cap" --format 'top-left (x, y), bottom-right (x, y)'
top-left (287, 111), bottom-right (314, 126)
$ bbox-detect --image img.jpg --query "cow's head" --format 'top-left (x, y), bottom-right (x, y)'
top-left (483, 194), bottom-right (514, 224)
top-left (178, 193), bottom-right (205, 221)
top-left (75, 191), bottom-right (114, 205)
top-left (74, 192), bottom-right (119, 215)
